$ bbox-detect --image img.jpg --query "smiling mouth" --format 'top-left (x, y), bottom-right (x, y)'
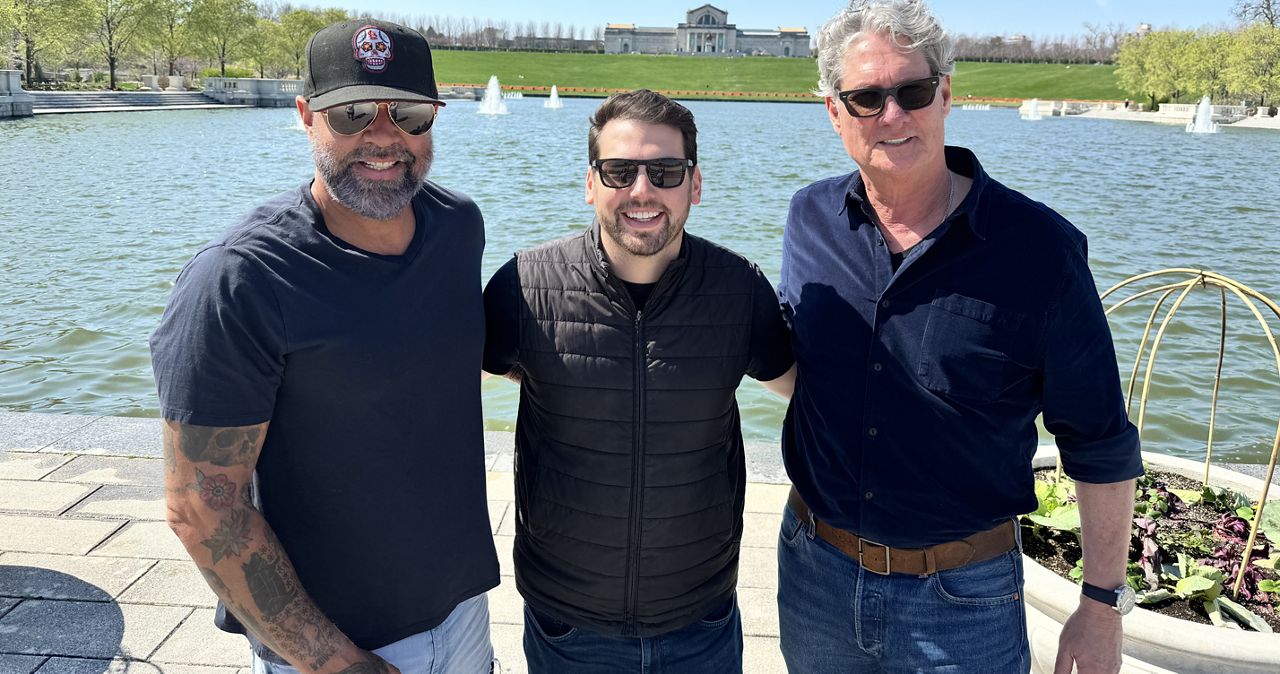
top-left (360, 160), bottom-right (398, 170)
top-left (881, 137), bottom-right (912, 146)
top-left (623, 210), bottom-right (662, 223)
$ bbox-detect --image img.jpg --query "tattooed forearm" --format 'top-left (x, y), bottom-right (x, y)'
top-left (177, 424), bottom-right (263, 468)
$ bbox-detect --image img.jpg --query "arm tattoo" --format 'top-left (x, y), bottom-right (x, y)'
top-left (190, 468), bottom-right (238, 510)
top-left (241, 534), bottom-right (341, 668)
top-left (178, 425), bottom-right (262, 468)
top-left (201, 509), bottom-right (252, 563)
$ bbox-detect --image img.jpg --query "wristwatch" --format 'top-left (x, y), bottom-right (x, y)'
top-left (1081, 581), bottom-right (1137, 615)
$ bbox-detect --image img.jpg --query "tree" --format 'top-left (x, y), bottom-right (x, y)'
top-left (189, 0), bottom-right (254, 77)
top-left (1234, 0), bottom-right (1279, 28)
top-left (242, 15), bottom-right (277, 77)
top-left (84, 0), bottom-right (156, 89)
top-left (1117, 30), bottom-right (1197, 106)
top-left (1184, 31), bottom-right (1236, 101)
top-left (147, 0), bottom-right (193, 76)
top-left (278, 7), bottom-right (344, 78)
top-left (8, 0), bottom-right (82, 81)
top-left (1228, 22), bottom-right (1280, 105)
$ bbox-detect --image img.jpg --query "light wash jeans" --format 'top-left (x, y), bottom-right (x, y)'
top-left (777, 504), bottom-right (1030, 673)
top-left (251, 593), bottom-right (495, 674)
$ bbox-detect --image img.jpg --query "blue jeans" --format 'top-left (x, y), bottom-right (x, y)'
top-left (777, 504), bottom-right (1029, 673)
top-left (252, 593), bottom-right (494, 674)
top-left (522, 595), bottom-right (743, 673)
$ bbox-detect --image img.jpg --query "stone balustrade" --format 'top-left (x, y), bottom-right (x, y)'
top-left (0, 70), bottom-right (35, 119)
top-left (202, 77), bottom-right (303, 108)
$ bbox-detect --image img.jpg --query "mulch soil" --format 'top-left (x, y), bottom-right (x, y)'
top-left (1023, 467), bottom-right (1280, 632)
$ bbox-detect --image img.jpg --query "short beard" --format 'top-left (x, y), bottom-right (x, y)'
top-left (600, 202), bottom-right (687, 258)
top-left (312, 136), bottom-right (433, 221)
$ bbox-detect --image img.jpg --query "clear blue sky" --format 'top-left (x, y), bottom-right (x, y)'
top-left (340, 1), bottom-right (1241, 38)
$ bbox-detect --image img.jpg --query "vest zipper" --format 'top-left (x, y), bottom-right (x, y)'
top-left (623, 309), bottom-right (645, 636)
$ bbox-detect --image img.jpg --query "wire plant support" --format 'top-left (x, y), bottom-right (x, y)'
top-left (1101, 269), bottom-right (1280, 599)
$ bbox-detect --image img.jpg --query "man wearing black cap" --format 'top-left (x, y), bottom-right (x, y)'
top-left (152, 19), bottom-right (499, 674)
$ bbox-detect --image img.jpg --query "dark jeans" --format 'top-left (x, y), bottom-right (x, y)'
top-left (777, 504), bottom-right (1030, 673)
top-left (522, 595), bottom-right (743, 673)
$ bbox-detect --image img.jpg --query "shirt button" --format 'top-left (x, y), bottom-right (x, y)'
top-left (880, 300), bottom-right (891, 309)
top-left (872, 362), bottom-right (883, 372)
top-left (868, 427), bottom-right (878, 438)
top-left (864, 491), bottom-right (874, 500)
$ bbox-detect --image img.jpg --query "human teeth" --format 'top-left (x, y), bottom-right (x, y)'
top-left (882, 138), bottom-right (910, 146)
top-left (363, 161), bottom-right (395, 169)
top-left (625, 211), bottom-right (660, 221)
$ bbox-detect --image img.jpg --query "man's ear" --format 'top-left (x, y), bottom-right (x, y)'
top-left (296, 96), bottom-right (315, 130)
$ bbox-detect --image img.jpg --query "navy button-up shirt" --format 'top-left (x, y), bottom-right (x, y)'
top-left (779, 146), bottom-right (1142, 548)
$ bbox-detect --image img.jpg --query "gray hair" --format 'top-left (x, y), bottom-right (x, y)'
top-left (815, 0), bottom-right (955, 98)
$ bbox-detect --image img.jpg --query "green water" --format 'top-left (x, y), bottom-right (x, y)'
top-left (2, 99), bottom-right (1278, 465)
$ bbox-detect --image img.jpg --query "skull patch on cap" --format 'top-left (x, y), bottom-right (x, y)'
top-left (353, 26), bottom-right (393, 72)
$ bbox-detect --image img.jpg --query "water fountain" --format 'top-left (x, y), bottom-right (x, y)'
top-left (544, 85), bottom-right (563, 109)
top-left (1021, 98), bottom-right (1043, 121)
top-left (1186, 96), bottom-right (1220, 134)
top-left (478, 75), bottom-right (509, 115)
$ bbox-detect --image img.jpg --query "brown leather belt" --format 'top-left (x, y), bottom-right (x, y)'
top-left (787, 486), bottom-right (1017, 576)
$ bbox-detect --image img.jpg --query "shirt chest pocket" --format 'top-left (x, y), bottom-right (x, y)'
top-left (917, 294), bottom-right (1037, 404)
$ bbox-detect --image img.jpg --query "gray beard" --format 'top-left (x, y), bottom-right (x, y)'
top-left (312, 137), bottom-right (433, 221)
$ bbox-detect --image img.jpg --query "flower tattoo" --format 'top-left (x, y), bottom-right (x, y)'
top-left (193, 468), bottom-right (238, 511)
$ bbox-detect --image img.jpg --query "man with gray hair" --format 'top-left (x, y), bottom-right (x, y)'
top-left (776, 2), bottom-right (1141, 672)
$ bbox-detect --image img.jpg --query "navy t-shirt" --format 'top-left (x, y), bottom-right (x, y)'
top-left (150, 182), bottom-right (499, 651)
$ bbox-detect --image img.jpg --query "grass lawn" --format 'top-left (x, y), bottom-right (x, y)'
top-left (430, 50), bottom-right (1126, 102)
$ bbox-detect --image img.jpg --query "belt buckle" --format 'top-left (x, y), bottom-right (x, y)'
top-left (858, 537), bottom-right (892, 576)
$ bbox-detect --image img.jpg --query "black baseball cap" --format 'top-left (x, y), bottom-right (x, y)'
top-left (303, 19), bottom-right (446, 110)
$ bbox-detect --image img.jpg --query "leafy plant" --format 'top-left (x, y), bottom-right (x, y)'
top-left (1024, 467), bottom-right (1280, 632)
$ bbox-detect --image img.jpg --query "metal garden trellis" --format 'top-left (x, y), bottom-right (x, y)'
top-left (1099, 268), bottom-right (1280, 599)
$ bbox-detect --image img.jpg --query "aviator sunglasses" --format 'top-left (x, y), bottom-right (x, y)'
top-left (320, 101), bottom-right (438, 136)
top-left (591, 158), bottom-right (695, 189)
top-left (836, 76), bottom-right (941, 118)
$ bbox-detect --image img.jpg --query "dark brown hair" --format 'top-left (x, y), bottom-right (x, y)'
top-left (587, 89), bottom-right (698, 164)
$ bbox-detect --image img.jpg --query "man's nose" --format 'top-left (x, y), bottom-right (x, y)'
top-left (629, 167), bottom-right (658, 196)
top-left (879, 95), bottom-right (909, 124)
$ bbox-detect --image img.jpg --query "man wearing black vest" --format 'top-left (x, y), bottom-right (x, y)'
top-left (483, 89), bottom-right (795, 673)
top-left (151, 20), bottom-right (498, 674)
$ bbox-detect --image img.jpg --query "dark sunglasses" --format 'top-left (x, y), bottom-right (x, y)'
top-left (319, 101), bottom-right (438, 136)
top-left (591, 158), bottom-right (695, 189)
top-left (836, 76), bottom-right (941, 118)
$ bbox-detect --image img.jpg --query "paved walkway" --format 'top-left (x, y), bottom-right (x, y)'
top-left (0, 411), bottom-right (789, 673)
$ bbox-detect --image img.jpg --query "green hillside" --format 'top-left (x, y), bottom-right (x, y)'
top-left (951, 62), bottom-right (1126, 101)
top-left (430, 50), bottom-right (1125, 102)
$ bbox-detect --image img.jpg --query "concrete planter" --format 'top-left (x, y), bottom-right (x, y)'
top-left (1024, 447), bottom-right (1280, 673)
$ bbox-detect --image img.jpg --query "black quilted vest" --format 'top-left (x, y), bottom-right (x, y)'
top-left (511, 225), bottom-right (761, 637)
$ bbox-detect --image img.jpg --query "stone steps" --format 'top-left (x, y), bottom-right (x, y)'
top-left (30, 91), bottom-right (221, 110)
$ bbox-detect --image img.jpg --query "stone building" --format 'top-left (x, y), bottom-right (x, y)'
top-left (605, 5), bottom-right (810, 57)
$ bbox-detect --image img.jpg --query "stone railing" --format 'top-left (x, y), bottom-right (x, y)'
top-left (202, 78), bottom-right (303, 108)
top-left (1156, 102), bottom-right (1249, 122)
top-left (0, 70), bottom-right (35, 119)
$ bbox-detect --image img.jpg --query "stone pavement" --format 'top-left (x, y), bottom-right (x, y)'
top-left (0, 411), bottom-right (790, 673)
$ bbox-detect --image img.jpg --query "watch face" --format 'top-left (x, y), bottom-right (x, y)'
top-left (1115, 585), bottom-right (1137, 615)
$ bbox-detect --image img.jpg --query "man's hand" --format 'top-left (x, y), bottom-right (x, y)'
top-left (1054, 598), bottom-right (1123, 674)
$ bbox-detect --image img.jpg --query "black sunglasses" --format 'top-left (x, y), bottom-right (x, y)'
top-left (836, 76), bottom-right (941, 118)
top-left (591, 158), bottom-right (695, 189)
top-left (320, 101), bottom-right (438, 136)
